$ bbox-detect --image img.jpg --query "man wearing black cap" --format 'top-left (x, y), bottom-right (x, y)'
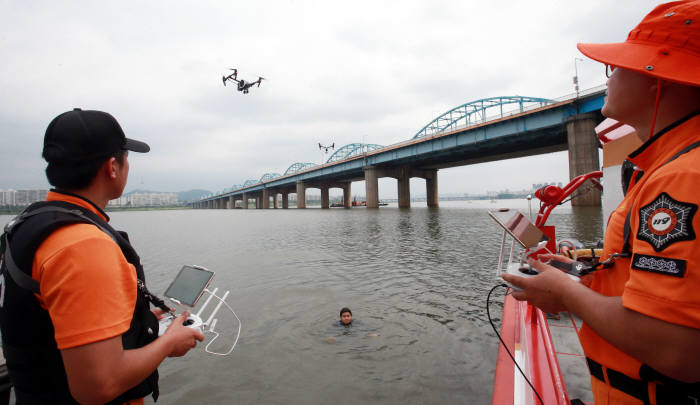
top-left (0, 109), bottom-right (203, 404)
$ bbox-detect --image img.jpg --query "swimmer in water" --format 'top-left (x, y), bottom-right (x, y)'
top-left (339, 307), bottom-right (352, 326)
top-left (323, 308), bottom-right (379, 342)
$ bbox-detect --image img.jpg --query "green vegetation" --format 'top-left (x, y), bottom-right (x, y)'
top-left (105, 205), bottom-right (191, 212)
top-left (0, 206), bottom-right (23, 215)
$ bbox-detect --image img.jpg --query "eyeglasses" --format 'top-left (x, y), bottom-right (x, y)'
top-left (605, 65), bottom-right (616, 78)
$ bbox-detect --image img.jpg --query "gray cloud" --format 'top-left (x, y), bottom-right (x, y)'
top-left (0, 0), bottom-right (658, 196)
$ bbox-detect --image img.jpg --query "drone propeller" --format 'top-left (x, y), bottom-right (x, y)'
top-left (257, 77), bottom-right (265, 87)
top-left (222, 76), bottom-right (227, 86)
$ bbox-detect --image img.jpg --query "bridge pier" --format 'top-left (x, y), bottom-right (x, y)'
top-left (567, 113), bottom-right (601, 206)
top-left (282, 192), bottom-right (289, 209)
top-left (242, 193), bottom-right (248, 209)
top-left (425, 169), bottom-right (439, 208)
top-left (255, 195), bottom-right (261, 209)
top-left (228, 196), bottom-right (234, 209)
top-left (397, 165), bottom-right (411, 208)
top-left (296, 181), bottom-right (306, 209)
top-left (364, 166), bottom-right (379, 208)
top-left (262, 189), bottom-right (270, 209)
top-left (274, 193), bottom-right (279, 208)
top-left (343, 183), bottom-right (352, 208)
top-left (321, 186), bottom-right (330, 209)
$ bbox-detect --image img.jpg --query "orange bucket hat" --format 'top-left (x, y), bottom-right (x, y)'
top-left (577, 0), bottom-right (700, 87)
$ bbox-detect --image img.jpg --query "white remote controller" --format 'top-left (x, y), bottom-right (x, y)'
top-left (499, 262), bottom-right (580, 291)
top-left (499, 262), bottom-right (539, 291)
top-left (158, 313), bottom-right (204, 336)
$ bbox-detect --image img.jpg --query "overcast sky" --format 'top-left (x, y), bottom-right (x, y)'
top-left (0, 1), bottom-right (659, 198)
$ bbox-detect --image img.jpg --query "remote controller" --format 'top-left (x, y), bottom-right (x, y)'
top-left (499, 262), bottom-right (580, 291)
top-left (158, 313), bottom-right (204, 336)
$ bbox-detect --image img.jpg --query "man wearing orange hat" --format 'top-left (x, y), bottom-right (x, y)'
top-left (503, 1), bottom-right (700, 404)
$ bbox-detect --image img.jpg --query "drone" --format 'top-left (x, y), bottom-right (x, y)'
top-left (318, 143), bottom-right (335, 153)
top-left (222, 68), bottom-right (264, 94)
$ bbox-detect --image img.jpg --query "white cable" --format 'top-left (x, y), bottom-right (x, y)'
top-left (202, 289), bottom-right (241, 356)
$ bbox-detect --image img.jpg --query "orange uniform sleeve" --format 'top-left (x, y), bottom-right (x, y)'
top-left (34, 224), bottom-right (137, 350)
top-left (622, 158), bottom-right (700, 329)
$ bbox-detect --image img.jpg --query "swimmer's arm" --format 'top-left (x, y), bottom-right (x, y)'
top-left (61, 312), bottom-right (203, 404)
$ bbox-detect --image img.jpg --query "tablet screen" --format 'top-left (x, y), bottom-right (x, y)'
top-left (164, 265), bottom-right (215, 307)
top-left (488, 210), bottom-right (547, 249)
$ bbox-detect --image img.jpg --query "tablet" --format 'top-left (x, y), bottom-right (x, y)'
top-left (163, 265), bottom-right (215, 307)
top-left (488, 210), bottom-right (547, 249)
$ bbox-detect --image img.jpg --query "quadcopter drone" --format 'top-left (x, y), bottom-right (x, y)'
top-left (318, 143), bottom-right (335, 153)
top-left (222, 68), bottom-right (264, 94)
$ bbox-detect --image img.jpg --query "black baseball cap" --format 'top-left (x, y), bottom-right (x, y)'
top-left (42, 108), bottom-right (150, 163)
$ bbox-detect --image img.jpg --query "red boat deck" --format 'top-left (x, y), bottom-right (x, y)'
top-left (492, 295), bottom-right (593, 404)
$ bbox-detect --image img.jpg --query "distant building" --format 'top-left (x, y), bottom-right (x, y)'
top-left (108, 192), bottom-right (179, 207)
top-left (0, 189), bottom-right (16, 206)
top-left (0, 189), bottom-right (48, 206)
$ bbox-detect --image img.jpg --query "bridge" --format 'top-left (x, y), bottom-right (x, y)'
top-left (194, 87), bottom-right (605, 209)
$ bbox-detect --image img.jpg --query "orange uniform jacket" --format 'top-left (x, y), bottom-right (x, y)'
top-left (579, 113), bottom-right (700, 404)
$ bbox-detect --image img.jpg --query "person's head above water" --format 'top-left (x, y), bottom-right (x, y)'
top-left (339, 307), bottom-right (352, 325)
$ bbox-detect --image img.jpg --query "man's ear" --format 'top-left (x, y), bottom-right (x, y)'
top-left (104, 157), bottom-right (119, 179)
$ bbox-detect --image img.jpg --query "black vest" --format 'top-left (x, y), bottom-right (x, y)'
top-left (0, 201), bottom-right (159, 404)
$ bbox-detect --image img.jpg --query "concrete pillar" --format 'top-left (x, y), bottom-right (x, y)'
top-left (228, 196), bottom-right (234, 209)
top-left (274, 193), bottom-right (279, 209)
top-left (296, 182), bottom-right (306, 209)
top-left (282, 192), bottom-right (289, 209)
top-left (343, 183), bottom-right (352, 208)
top-left (567, 113), bottom-right (602, 206)
top-left (242, 193), bottom-right (248, 209)
top-left (426, 169), bottom-right (439, 208)
top-left (321, 187), bottom-right (330, 209)
top-left (262, 189), bottom-right (270, 209)
top-left (397, 165), bottom-right (411, 208)
top-left (255, 196), bottom-right (261, 209)
top-left (364, 166), bottom-right (379, 208)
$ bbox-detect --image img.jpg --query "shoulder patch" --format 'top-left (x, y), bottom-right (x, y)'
top-left (631, 253), bottom-right (686, 277)
top-left (637, 192), bottom-right (697, 251)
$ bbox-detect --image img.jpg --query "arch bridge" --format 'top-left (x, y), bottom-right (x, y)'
top-left (196, 88), bottom-right (605, 209)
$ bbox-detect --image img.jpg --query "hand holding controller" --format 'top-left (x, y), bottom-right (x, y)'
top-left (158, 312), bottom-right (204, 336)
top-left (499, 262), bottom-right (540, 291)
top-left (500, 259), bottom-right (581, 291)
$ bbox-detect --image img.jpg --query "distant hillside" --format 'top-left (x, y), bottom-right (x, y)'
top-left (177, 189), bottom-right (211, 202)
top-left (123, 189), bottom-right (211, 202)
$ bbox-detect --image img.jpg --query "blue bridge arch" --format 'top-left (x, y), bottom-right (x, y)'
top-left (259, 173), bottom-right (281, 182)
top-left (284, 162), bottom-right (317, 175)
top-left (326, 143), bottom-right (384, 163)
top-left (413, 96), bottom-right (555, 139)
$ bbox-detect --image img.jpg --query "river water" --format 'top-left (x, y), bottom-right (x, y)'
top-left (0, 200), bottom-right (602, 404)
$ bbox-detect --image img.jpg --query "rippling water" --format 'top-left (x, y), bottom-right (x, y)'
top-left (0, 200), bottom-right (602, 404)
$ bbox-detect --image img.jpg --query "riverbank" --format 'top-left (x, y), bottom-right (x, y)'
top-left (0, 205), bottom-right (191, 215)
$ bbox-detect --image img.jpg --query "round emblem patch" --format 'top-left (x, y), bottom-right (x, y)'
top-left (647, 208), bottom-right (677, 235)
top-left (637, 192), bottom-right (697, 251)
